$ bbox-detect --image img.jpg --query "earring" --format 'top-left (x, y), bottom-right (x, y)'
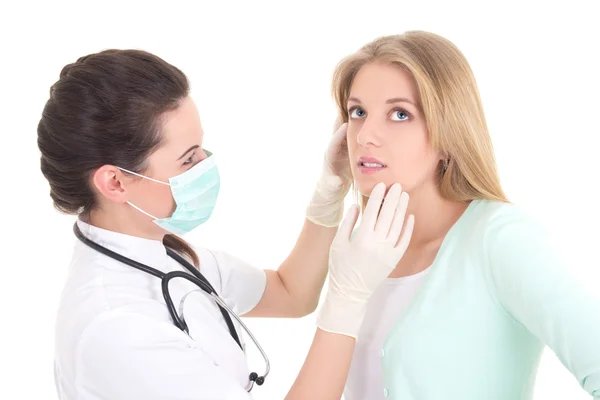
top-left (442, 158), bottom-right (449, 172)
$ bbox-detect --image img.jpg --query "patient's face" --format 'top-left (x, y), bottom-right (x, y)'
top-left (346, 62), bottom-right (441, 196)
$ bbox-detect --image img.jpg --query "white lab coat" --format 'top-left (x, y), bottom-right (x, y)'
top-left (53, 220), bottom-right (267, 400)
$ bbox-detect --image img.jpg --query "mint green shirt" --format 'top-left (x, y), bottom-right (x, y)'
top-left (381, 199), bottom-right (600, 399)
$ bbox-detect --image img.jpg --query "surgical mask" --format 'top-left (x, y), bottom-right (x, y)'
top-left (118, 150), bottom-right (220, 236)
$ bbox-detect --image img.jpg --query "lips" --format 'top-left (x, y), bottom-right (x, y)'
top-left (357, 156), bottom-right (386, 175)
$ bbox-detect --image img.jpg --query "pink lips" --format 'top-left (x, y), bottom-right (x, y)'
top-left (357, 156), bottom-right (386, 175)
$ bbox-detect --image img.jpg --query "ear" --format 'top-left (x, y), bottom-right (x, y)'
top-left (437, 149), bottom-right (449, 161)
top-left (91, 165), bottom-right (130, 205)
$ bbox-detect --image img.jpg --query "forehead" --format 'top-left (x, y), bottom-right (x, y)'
top-left (160, 96), bottom-right (204, 146)
top-left (350, 62), bottom-right (418, 103)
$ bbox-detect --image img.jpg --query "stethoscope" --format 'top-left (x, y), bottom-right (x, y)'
top-left (73, 223), bottom-right (270, 392)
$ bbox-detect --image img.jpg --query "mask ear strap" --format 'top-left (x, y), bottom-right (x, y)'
top-left (118, 167), bottom-right (170, 185)
top-left (127, 201), bottom-right (160, 220)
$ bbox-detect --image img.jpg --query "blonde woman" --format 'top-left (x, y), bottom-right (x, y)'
top-left (330, 31), bottom-right (600, 399)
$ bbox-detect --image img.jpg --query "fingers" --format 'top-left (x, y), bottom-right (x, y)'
top-left (386, 190), bottom-right (409, 242)
top-left (394, 214), bottom-right (415, 254)
top-left (360, 182), bottom-right (386, 232)
top-left (328, 123), bottom-right (348, 149)
top-left (374, 183), bottom-right (403, 241)
top-left (325, 123), bottom-right (348, 168)
top-left (336, 204), bottom-right (360, 243)
top-left (333, 116), bottom-right (343, 132)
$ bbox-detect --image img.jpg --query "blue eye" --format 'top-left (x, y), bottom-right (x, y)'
top-left (391, 109), bottom-right (409, 121)
top-left (349, 107), bottom-right (366, 119)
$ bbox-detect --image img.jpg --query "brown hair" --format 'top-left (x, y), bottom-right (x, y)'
top-left (37, 49), bottom-right (199, 266)
top-left (332, 31), bottom-right (508, 205)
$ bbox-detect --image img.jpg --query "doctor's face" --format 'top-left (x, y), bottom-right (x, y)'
top-left (124, 96), bottom-right (207, 234)
top-left (346, 63), bottom-right (442, 197)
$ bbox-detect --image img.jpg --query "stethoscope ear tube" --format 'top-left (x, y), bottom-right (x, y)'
top-left (161, 270), bottom-right (214, 333)
top-left (73, 222), bottom-right (269, 391)
top-left (166, 249), bottom-right (243, 349)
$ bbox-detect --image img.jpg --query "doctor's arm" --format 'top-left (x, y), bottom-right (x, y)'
top-left (244, 221), bottom-right (337, 317)
top-left (245, 122), bottom-right (352, 318)
top-left (487, 210), bottom-right (600, 398)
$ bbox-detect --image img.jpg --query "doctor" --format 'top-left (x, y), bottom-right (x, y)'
top-left (38, 49), bottom-right (415, 399)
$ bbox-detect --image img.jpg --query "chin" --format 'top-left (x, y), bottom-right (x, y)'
top-left (356, 180), bottom-right (394, 196)
top-left (356, 181), bottom-right (376, 197)
top-left (355, 176), bottom-right (417, 197)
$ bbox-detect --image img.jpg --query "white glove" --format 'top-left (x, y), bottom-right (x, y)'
top-left (316, 182), bottom-right (415, 338)
top-left (305, 119), bottom-right (353, 227)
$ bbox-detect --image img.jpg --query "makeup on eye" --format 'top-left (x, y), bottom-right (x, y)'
top-left (183, 153), bottom-right (195, 165)
top-left (347, 96), bottom-right (416, 118)
top-left (179, 146), bottom-right (200, 166)
top-left (390, 108), bottom-right (410, 121)
top-left (346, 105), bottom-right (411, 121)
top-left (348, 106), bottom-right (366, 119)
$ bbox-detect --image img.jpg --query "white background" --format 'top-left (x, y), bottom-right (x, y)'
top-left (1, 0), bottom-right (599, 398)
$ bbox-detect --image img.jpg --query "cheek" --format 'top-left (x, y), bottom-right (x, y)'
top-left (386, 137), bottom-right (437, 189)
top-left (136, 182), bottom-right (175, 218)
top-left (155, 186), bottom-right (177, 217)
top-left (348, 123), bottom-right (436, 195)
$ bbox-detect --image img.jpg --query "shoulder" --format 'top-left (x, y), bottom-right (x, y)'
top-left (186, 246), bottom-right (262, 291)
top-left (483, 200), bottom-right (548, 246)
top-left (195, 247), bottom-right (266, 314)
top-left (464, 199), bottom-right (548, 244)
top-left (186, 246), bottom-right (224, 293)
top-left (462, 200), bottom-right (560, 284)
top-left (174, 244), bottom-right (261, 294)
top-left (446, 199), bottom-right (553, 268)
top-left (195, 246), bottom-right (264, 282)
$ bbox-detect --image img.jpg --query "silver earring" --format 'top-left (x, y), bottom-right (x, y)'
top-left (442, 158), bottom-right (449, 172)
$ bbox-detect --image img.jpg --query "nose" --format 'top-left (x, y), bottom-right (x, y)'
top-left (199, 148), bottom-right (209, 160)
top-left (356, 118), bottom-right (383, 148)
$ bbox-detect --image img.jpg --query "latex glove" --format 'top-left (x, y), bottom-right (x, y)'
top-left (316, 182), bottom-right (415, 338)
top-left (305, 118), bottom-right (353, 227)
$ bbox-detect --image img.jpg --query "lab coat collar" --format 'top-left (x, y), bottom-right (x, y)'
top-left (76, 219), bottom-right (170, 267)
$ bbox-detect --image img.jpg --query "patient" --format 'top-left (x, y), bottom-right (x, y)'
top-left (335, 30), bottom-right (600, 400)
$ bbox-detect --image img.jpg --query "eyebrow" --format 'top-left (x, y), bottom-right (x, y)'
top-left (177, 145), bottom-right (200, 160)
top-left (348, 97), bottom-right (415, 106)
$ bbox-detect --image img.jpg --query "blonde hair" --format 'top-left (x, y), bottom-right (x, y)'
top-left (332, 30), bottom-right (508, 204)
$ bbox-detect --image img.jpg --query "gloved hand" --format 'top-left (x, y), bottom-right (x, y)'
top-left (305, 118), bottom-right (353, 227)
top-left (316, 182), bottom-right (415, 338)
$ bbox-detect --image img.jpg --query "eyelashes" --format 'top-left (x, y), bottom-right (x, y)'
top-left (183, 151), bottom-right (197, 166)
top-left (391, 109), bottom-right (410, 121)
top-left (349, 106), bottom-right (367, 119)
top-left (347, 106), bottom-right (411, 121)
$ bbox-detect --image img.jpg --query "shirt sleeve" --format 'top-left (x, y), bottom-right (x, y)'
top-left (209, 250), bottom-right (267, 315)
top-left (485, 206), bottom-right (600, 398)
top-left (77, 311), bottom-right (254, 400)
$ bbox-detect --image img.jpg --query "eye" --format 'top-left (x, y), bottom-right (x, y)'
top-left (391, 109), bottom-right (410, 121)
top-left (183, 153), bottom-right (196, 165)
top-left (349, 106), bottom-right (366, 119)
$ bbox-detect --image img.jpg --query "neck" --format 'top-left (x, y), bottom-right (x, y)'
top-left (86, 206), bottom-right (165, 242)
top-left (406, 182), bottom-right (470, 248)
